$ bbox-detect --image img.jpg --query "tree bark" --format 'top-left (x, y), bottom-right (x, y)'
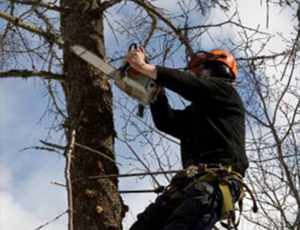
top-left (60, 0), bottom-right (124, 229)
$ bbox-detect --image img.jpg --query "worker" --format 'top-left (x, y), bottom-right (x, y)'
top-left (125, 47), bottom-right (249, 230)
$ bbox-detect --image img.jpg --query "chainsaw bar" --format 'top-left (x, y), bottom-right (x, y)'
top-left (70, 45), bottom-right (158, 106)
top-left (70, 45), bottom-right (117, 78)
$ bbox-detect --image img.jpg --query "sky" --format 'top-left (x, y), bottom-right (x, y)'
top-left (0, 1), bottom-right (299, 230)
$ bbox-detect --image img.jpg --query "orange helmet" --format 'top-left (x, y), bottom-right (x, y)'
top-left (187, 49), bottom-right (238, 81)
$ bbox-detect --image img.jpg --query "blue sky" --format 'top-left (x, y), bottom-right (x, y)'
top-left (1, 1), bottom-right (299, 230)
top-left (0, 78), bottom-right (67, 229)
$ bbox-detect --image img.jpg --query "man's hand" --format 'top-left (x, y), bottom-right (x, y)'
top-left (125, 47), bottom-right (157, 80)
top-left (125, 47), bottom-right (146, 71)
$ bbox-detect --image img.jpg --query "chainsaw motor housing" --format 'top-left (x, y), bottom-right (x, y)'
top-left (114, 69), bottom-right (157, 105)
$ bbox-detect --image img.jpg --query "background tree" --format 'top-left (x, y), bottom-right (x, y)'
top-left (0, 1), bottom-right (299, 230)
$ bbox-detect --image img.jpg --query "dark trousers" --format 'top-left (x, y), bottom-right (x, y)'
top-left (129, 178), bottom-right (240, 230)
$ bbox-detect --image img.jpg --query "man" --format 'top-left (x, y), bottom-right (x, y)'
top-left (125, 47), bottom-right (249, 230)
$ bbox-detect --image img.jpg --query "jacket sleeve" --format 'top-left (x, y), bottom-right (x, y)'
top-left (150, 66), bottom-right (235, 138)
top-left (154, 66), bottom-right (232, 103)
top-left (150, 88), bottom-right (189, 139)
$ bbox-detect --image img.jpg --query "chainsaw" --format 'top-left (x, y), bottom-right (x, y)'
top-left (70, 43), bottom-right (158, 110)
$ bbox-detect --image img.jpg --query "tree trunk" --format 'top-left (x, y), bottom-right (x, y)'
top-left (60, 0), bottom-right (124, 229)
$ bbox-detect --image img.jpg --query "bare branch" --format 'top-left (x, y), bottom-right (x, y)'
top-left (0, 10), bottom-right (64, 47)
top-left (178, 18), bottom-right (269, 35)
top-left (143, 13), bottom-right (157, 48)
top-left (10, 0), bottom-right (61, 12)
top-left (46, 81), bottom-right (67, 119)
top-left (132, 0), bottom-right (194, 56)
top-left (100, 0), bottom-right (123, 11)
top-left (32, 211), bottom-right (68, 230)
top-left (0, 69), bottom-right (64, 81)
top-left (0, 2), bottom-right (15, 48)
top-left (237, 49), bottom-right (299, 61)
top-left (39, 140), bottom-right (67, 151)
top-left (74, 142), bottom-right (121, 166)
top-left (65, 128), bottom-right (76, 230)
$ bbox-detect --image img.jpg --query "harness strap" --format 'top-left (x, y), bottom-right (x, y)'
top-left (184, 166), bottom-right (238, 221)
top-left (219, 182), bottom-right (234, 218)
top-left (165, 164), bottom-right (258, 230)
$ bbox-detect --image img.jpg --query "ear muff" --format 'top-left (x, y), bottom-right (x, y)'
top-left (203, 61), bottom-right (233, 80)
top-left (207, 50), bottom-right (237, 80)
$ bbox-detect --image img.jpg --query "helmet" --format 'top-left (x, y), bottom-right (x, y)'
top-left (187, 49), bottom-right (238, 81)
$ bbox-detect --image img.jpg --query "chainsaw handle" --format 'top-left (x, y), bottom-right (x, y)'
top-left (128, 43), bottom-right (145, 54)
top-left (128, 43), bottom-right (138, 51)
top-left (121, 43), bottom-right (145, 78)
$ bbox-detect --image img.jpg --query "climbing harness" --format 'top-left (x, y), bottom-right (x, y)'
top-left (157, 164), bottom-right (258, 229)
top-left (76, 164), bottom-right (258, 229)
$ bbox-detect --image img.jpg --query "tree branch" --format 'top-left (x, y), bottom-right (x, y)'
top-left (10, 0), bottom-right (61, 12)
top-left (143, 13), bottom-right (157, 48)
top-left (0, 3), bottom-right (15, 48)
top-left (132, 0), bottom-right (194, 57)
top-left (0, 69), bottom-right (64, 81)
top-left (32, 211), bottom-right (68, 230)
top-left (178, 18), bottom-right (269, 35)
top-left (65, 127), bottom-right (76, 230)
top-left (0, 10), bottom-right (64, 47)
top-left (100, 0), bottom-right (123, 11)
top-left (237, 49), bottom-right (299, 61)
